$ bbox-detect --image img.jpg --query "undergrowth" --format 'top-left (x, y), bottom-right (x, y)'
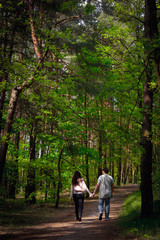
top-left (0, 194), bottom-right (72, 233)
top-left (118, 191), bottom-right (160, 240)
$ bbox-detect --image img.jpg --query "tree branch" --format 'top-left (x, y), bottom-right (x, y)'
top-left (55, 14), bottom-right (82, 26)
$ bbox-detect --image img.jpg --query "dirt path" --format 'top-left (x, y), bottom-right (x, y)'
top-left (8, 184), bottom-right (139, 240)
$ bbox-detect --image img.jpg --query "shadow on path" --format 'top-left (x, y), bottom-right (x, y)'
top-left (6, 184), bottom-right (139, 240)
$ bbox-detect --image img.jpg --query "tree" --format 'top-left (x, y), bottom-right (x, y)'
top-left (144, 0), bottom-right (160, 95)
top-left (0, 0), bottom-right (87, 185)
top-left (107, 0), bottom-right (157, 217)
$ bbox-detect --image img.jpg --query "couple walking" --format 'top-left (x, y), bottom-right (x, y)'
top-left (70, 167), bottom-right (114, 221)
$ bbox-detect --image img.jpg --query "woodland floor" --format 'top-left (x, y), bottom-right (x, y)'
top-left (1, 184), bottom-right (142, 240)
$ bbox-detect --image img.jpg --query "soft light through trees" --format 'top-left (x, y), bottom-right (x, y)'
top-left (0, 0), bottom-right (160, 218)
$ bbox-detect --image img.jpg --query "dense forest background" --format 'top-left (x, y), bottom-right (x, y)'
top-left (0, 0), bottom-right (160, 217)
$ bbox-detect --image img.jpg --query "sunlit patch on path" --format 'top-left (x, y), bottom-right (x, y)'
top-left (9, 184), bottom-right (139, 240)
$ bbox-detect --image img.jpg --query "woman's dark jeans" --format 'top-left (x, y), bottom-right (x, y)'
top-left (73, 193), bottom-right (84, 219)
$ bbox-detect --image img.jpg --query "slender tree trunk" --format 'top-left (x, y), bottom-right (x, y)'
top-left (109, 141), bottom-right (114, 179)
top-left (84, 94), bottom-right (90, 195)
top-left (8, 131), bottom-right (20, 199)
top-left (98, 131), bottom-right (103, 176)
top-left (55, 145), bottom-right (64, 208)
top-left (117, 115), bottom-right (122, 186)
top-left (0, 81), bottom-right (6, 135)
top-left (122, 158), bottom-right (129, 184)
top-left (25, 120), bottom-right (36, 204)
top-left (126, 164), bottom-right (130, 184)
top-left (132, 163), bottom-right (135, 184)
top-left (98, 100), bottom-right (103, 177)
top-left (28, 0), bottom-right (41, 60)
top-left (104, 150), bottom-right (107, 167)
top-left (117, 152), bottom-right (121, 186)
top-left (112, 160), bottom-right (114, 180)
top-left (0, 11), bottom-right (8, 135)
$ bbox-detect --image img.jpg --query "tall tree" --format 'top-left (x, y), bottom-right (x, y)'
top-left (144, 0), bottom-right (160, 95)
top-left (140, 61), bottom-right (153, 217)
top-left (140, 0), bottom-right (157, 218)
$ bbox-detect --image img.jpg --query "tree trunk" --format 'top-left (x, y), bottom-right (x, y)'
top-left (109, 141), bottom-right (114, 179)
top-left (132, 163), bottom-right (135, 184)
top-left (55, 145), bottom-right (64, 208)
top-left (98, 131), bottom-right (103, 176)
top-left (122, 158), bottom-right (129, 185)
top-left (104, 150), bottom-right (107, 168)
top-left (98, 100), bottom-right (103, 177)
top-left (117, 116), bottom-right (122, 186)
top-left (28, 0), bottom-right (41, 60)
top-left (25, 120), bottom-right (36, 204)
top-left (139, 0), bottom-right (155, 218)
top-left (117, 154), bottom-right (121, 186)
top-left (0, 87), bottom-right (22, 184)
top-left (8, 132), bottom-right (20, 199)
top-left (0, 85), bottom-right (6, 135)
top-left (140, 69), bottom-right (153, 218)
top-left (144, 0), bottom-right (160, 95)
top-left (8, 102), bottom-right (21, 199)
top-left (85, 94), bottom-right (90, 195)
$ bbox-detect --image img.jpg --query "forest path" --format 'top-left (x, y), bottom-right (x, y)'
top-left (9, 184), bottom-right (139, 240)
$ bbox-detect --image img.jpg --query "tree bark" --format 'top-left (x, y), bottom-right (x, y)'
top-left (25, 120), bottom-right (36, 204)
top-left (117, 152), bottom-right (121, 186)
top-left (28, 0), bottom-right (41, 60)
top-left (117, 115), bottom-right (122, 186)
top-left (0, 87), bottom-right (22, 184)
top-left (84, 94), bottom-right (90, 194)
top-left (140, 67), bottom-right (153, 218)
top-left (139, 0), bottom-right (156, 218)
top-left (145, 0), bottom-right (160, 95)
top-left (55, 145), bottom-right (64, 208)
top-left (97, 100), bottom-right (103, 177)
top-left (0, 87), bottom-right (6, 135)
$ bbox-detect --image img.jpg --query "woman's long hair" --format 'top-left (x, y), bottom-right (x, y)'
top-left (72, 171), bottom-right (81, 185)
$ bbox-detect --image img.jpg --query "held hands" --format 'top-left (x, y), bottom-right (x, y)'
top-left (90, 193), bottom-right (95, 198)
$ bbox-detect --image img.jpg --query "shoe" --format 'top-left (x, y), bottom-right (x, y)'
top-left (99, 213), bottom-right (102, 220)
top-left (105, 218), bottom-right (110, 221)
top-left (78, 218), bottom-right (81, 221)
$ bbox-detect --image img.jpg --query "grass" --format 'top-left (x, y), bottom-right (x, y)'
top-left (118, 191), bottom-right (160, 240)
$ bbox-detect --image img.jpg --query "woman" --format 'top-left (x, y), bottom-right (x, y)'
top-left (70, 171), bottom-right (91, 221)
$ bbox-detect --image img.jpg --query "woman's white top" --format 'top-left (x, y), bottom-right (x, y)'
top-left (70, 178), bottom-right (92, 198)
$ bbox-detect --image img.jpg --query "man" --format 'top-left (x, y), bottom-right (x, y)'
top-left (92, 167), bottom-right (114, 220)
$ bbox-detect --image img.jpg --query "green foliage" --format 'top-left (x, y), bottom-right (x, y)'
top-left (84, 3), bottom-right (96, 15)
top-left (118, 191), bottom-right (160, 239)
top-left (61, 0), bottom-right (79, 11)
top-left (153, 163), bottom-right (160, 200)
top-left (1, 0), bottom-right (157, 215)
